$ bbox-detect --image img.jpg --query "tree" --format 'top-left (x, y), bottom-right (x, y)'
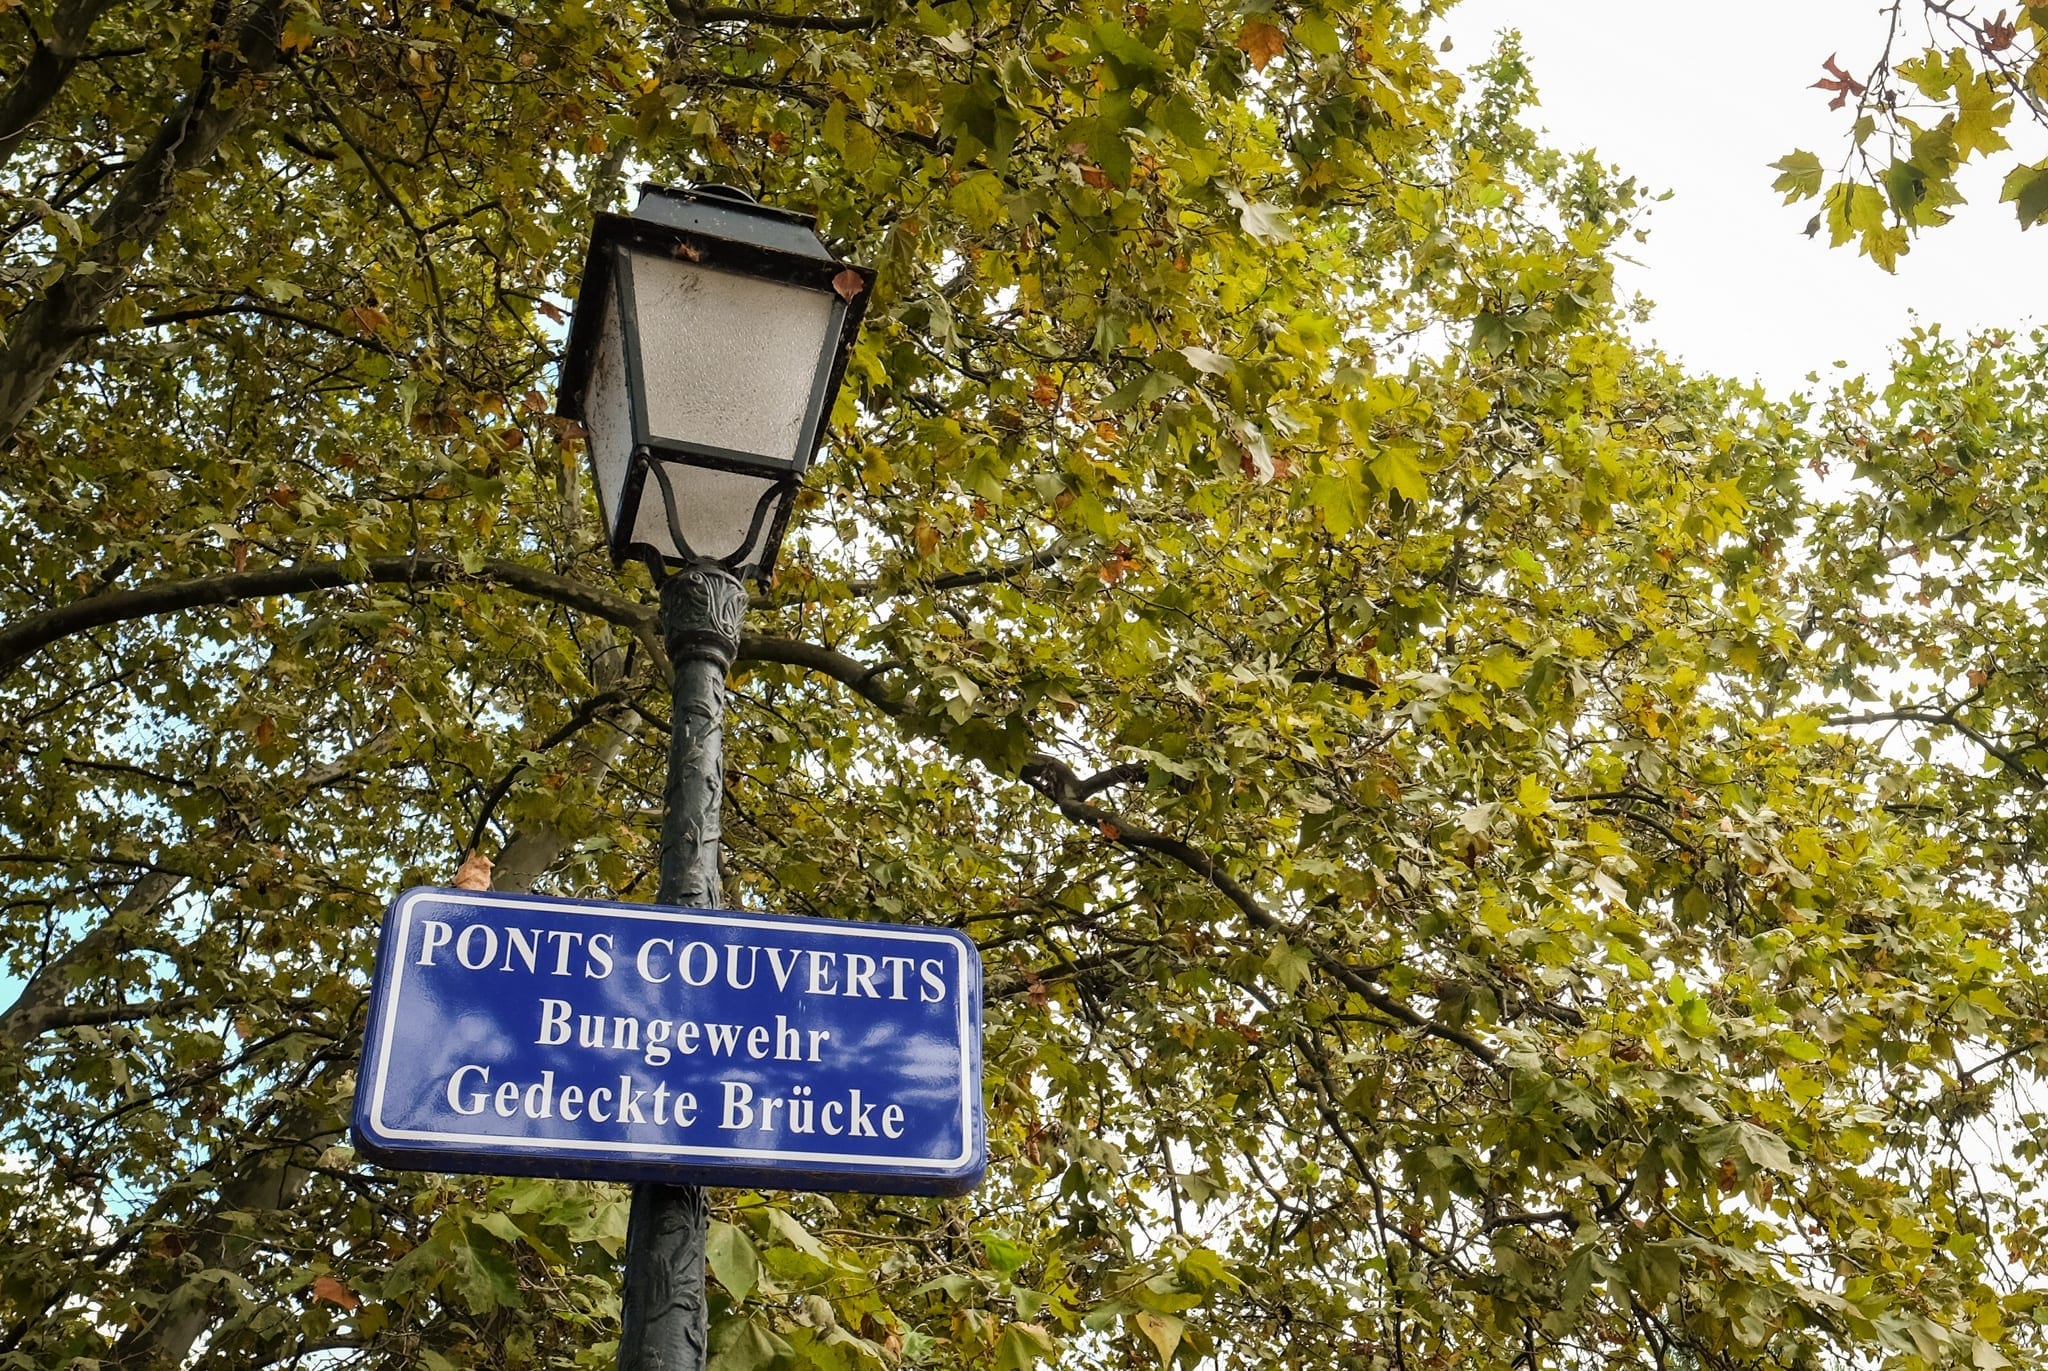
top-left (1, 2), bottom-right (2042, 1369)
top-left (1771, 1), bottom-right (2048, 266)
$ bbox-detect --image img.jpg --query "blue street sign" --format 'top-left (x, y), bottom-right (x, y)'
top-left (353, 887), bottom-right (985, 1195)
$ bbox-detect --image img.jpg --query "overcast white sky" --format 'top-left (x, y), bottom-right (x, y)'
top-left (1437, 0), bottom-right (2039, 396)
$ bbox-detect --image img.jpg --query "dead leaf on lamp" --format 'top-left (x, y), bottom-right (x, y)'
top-left (452, 850), bottom-right (493, 891)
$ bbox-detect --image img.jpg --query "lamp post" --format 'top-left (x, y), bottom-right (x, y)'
top-left (556, 183), bottom-right (872, 1371)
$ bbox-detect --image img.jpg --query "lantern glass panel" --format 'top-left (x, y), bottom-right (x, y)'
top-left (580, 286), bottom-right (636, 535)
top-left (629, 459), bottom-right (783, 568)
top-left (621, 247), bottom-right (838, 469)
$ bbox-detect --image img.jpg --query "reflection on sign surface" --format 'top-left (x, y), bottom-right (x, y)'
top-left (354, 887), bottom-right (985, 1195)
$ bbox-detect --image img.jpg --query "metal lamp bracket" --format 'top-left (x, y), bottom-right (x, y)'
top-left (641, 454), bottom-right (797, 586)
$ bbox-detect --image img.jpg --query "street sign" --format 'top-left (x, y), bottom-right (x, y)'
top-left (353, 887), bottom-right (985, 1195)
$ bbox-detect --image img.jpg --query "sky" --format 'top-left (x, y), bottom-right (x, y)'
top-left (1436, 0), bottom-right (2040, 397)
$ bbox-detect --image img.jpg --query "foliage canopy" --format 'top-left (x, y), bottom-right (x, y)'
top-left (1773, 0), bottom-right (2048, 265)
top-left (0, 2), bottom-right (2043, 1369)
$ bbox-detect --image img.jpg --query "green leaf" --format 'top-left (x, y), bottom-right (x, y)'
top-left (2001, 160), bottom-right (2048, 228)
top-left (1101, 368), bottom-right (1183, 412)
top-left (1311, 468), bottom-right (1366, 537)
top-left (1176, 1247), bottom-right (1241, 1292)
top-left (706, 1220), bottom-right (761, 1304)
top-left (1561, 1245), bottom-right (1599, 1315)
top-left (707, 1314), bottom-right (795, 1371)
top-left (756, 1207), bottom-right (828, 1261)
top-left (981, 1231), bottom-right (1032, 1276)
top-left (1472, 311), bottom-right (1513, 357)
top-left (949, 172), bottom-right (1008, 233)
top-left (1824, 181), bottom-right (1886, 246)
top-left (1769, 150), bottom-right (1824, 202)
top-left (994, 1321), bottom-right (1059, 1371)
top-left (471, 1210), bottom-right (523, 1243)
top-left (1732, 1122), bottom-right (1795, 1174)
top-left (452, 1224), bottom-right (522, 1312)
top-left (1091, 22), bottom-right (1166, 79)
top-left (1881, 158), bottom-right (1925, 221)
top-left (1371, 445), bottom-right (1429, 502)
top-left (1264, 940), bottom-right (1312, 992)
top-left (103, 296), bottom-right (146, 333)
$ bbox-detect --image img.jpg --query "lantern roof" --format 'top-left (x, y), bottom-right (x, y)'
top-left (629, 183), bottom-right (840, 260)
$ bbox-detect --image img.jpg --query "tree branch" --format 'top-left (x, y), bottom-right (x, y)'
top-left (1018, 754), bottom-right (1500, 1068)
top-left (669, 3), bottom-right (877, 31)
top-left (1829, 702), bottom-right (2044, 787)
top-left (0, 868), bottom-right (181, 1052)
top-left (0, 731), bottom-right (396, 1052)
top-left (0, 554), bottom-right (655, 683)
top-left (842, 538), bottom-right (1073, 597)
top-left (465, 688), bottom-right (636, 853)
top-left (734, 632), bottom-right (907, 716)
top-left (109, 300), bottom-right (406, 357)
top-left (1959, 1035), bottom-right (2046, 1085)
top-left (1072, 761), bottom-right (1146, 798)
top-left (1290, 667), bottom-right (1380, 696)
top-left (0, 0), bottom-right (115, 169)
top-left (0, 0), bottom-right (294, 448)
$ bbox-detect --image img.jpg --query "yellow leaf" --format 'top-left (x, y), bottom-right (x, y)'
top-left (279, 10), bottom-right (320, 54)
top-left (1477, 647), bottom-right (1527, 689)
top-left (1133, 1312), bottom-right (1183, 1364)
top-left (1953, 68), bottom-right (2012, 160)
top-left (104, 297), bottom-right (145, 333)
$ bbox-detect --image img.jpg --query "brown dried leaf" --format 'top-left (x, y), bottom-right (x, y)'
top-left (1098, 546), bottom-right (1141, 585)
top-left (832, 267), bottom-right (867, 302)
top-left (311, 1274), bottom-right (360, 1311)
top-left (1812, 53), bottom-right (1867, 111)
top-left (1237, 18), bottom-right (1287, 72)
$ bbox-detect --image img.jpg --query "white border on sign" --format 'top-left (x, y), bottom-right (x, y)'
top-left (365, 890), bottom-right (979, 1170)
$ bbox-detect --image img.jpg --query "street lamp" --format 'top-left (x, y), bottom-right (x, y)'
top-left (556, 184), bottom-right (872, 1371)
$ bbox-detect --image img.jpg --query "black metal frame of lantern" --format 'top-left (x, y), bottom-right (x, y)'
top-left (555, 184), bottom-right (873, 1371)
top-left (557, 182), bottom-right (873, 585)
